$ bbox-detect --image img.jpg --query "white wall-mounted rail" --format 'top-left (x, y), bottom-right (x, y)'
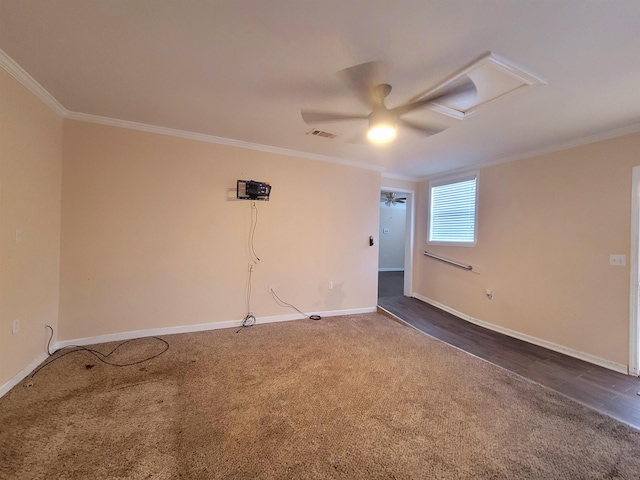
top-left (423, 251), bottom-right (472, 271)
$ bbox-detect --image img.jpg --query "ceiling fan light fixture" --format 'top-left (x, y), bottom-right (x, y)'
top-left (368, 124), bottom-right (396, 143)
top-left (367, 109), bottom-right (397, 143)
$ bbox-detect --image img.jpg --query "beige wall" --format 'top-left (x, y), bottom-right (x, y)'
top-left (0, 70), bottom-right (62, 387)
top-left (59, 121), bottom-right (380, 340)
top-left (414, 132), bottom-right (640, 366)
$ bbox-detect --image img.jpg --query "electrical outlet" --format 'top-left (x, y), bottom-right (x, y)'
top-left (328, 281), bottom-right (333, 290)
top-left (609, 254), bottom-right (626, 266)
top-left (15, 228), bottom-right (23, 243)
top-left (486, 289), bottom-right (493, 300)
top-left (12, 318), bottom-right (20, 334)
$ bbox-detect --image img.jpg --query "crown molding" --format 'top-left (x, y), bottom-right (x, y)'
top-left (415, 121), bottom-right (640, 183)
top-left (8, 45), bottom-right (636, 182)
top-left (381, 172), bottom-right (418, 182)
top-left (0, 47), bottom-right (382, 173)
top-left (65, 111), bottom-right (385, 172)
top-left (0, 48), bottom-right (68, 117)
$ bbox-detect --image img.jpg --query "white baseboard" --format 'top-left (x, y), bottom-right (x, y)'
top-left (0, 352), bottom-right (50, 398)
top-left (411, 293), bottom-right (629, 375)
top-left (55, 306), bottom-right (377, 349)
top-left (0, 306), bottom-right (377, 399)
top-left (378, 268), bottom-right (405, 272)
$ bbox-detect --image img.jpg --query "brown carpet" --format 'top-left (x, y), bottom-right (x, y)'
top-left (2, 312), bottom-right (640, 479)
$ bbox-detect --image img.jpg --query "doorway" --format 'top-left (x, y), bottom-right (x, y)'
top-left (378, 187), bottom-right (414, 301)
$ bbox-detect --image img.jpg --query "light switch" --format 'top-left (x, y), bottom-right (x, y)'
top-left (383, 228), bottom-right (389, 234)
top-left (15, 228), bottom-right (23, 243)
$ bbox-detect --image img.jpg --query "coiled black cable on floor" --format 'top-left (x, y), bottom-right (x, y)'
top-left (30, 325), bottom-right (169, 378)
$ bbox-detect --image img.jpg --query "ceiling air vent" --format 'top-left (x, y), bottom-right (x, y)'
top-left (307, 129), bottom-right (337, 139)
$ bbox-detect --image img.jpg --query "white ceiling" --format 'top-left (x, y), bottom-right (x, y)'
top-left (2, 0), bottom-right (640, 179)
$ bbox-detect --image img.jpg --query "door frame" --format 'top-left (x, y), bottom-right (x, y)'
top-left (629, 166), bottom-right (640, 376)
top-left (380, 186), bottom-right (415, 296)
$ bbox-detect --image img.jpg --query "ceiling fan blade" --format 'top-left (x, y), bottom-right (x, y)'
top-left (391, 76), bottom-right (477, 116)
top-left (396, 198), bottom-right (407, 202)
top-left (428, 76), bottom-right (478, 110)
top-left (338, 61), bottom-right (386, 108)
top-left (385, 200), bottom-right (392, 206)
top-left (301, 110), bottom-right (368, 125)
top-left (398, 118), bottom-right (447, 137)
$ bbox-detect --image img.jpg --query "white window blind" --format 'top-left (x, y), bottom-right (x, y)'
top-left (429, 174), bottom-right (477, 245)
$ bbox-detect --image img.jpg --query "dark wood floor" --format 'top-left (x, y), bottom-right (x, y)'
top-left (377, 271), bottom-right (640, 430)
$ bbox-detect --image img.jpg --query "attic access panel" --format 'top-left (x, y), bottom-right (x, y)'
top-left (416, 52), bottom-right (546, 120)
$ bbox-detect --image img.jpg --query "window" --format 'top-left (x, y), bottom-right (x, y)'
top-left (428, 172), bottom-right (478, 246)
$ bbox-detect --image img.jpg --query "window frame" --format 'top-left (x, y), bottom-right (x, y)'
top-left (427, 171), bottom-right (479, 247)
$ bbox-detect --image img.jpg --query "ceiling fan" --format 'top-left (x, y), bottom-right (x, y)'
top-left (301, 61), bottom-right (477, 143)
top-left (383, 192), bottom-right (406, 206)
